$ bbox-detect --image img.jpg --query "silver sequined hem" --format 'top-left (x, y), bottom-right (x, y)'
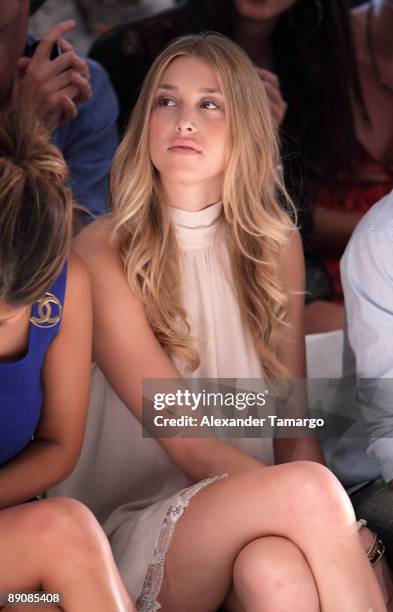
top-left (136, 473), bottom-right (228, 612)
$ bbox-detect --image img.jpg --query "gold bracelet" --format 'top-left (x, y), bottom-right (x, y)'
top-left (357, 518), bottom-right (386, 567)
top-left (367, 534), bottom-right (386, 568)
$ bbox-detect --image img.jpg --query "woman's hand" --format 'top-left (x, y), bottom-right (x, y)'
top-left (255, 67), bottom-right (287, 127)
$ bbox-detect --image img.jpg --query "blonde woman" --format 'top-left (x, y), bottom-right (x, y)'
top-left (75, 34), bottom-right (386, 611)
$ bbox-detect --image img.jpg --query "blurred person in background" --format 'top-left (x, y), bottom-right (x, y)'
top-left (324, 187), bottom-right (393, 577)
top-left (77, 0), bottom-right (164, 38)
top-left (321, 0), bottom-right (393, 574)
top-left (312, 0), bottom-right (393, 301)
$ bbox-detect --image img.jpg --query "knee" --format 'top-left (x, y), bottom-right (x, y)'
top-left (233, 537), bottom-right (319, 607)
top-left (28, 497), bottom-right (93, 531)
top-left (234, 536), bottom-right (309, 588)
top-left (29, 498), bottom-right (107, 557)
top-left (271, 461), bottom-right (355, 524)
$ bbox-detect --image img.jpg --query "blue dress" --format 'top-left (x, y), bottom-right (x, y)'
top-left (0, 265), bottom-right (67, 466)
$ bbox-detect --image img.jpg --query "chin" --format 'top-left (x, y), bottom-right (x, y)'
top-left (160, 163), bottom-right (205, 184)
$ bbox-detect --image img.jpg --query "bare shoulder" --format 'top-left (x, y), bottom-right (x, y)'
top-left (280, 227), bottom-right (305, 289)
top-left (66, 250), bottom-right (91, 288)
top-left (62, 251), bottom-right (91, 327)
top-left (73, 216), bottom-right (142, 311)
top-left (73, 216), bottom-right (127, 283)
top-left (73, 216), bottom-right (115, 265)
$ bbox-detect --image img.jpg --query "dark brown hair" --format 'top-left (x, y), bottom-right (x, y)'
top-left (0, 106), bottom-right (73, 306)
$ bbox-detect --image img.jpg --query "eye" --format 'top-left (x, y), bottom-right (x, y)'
top-left (156, 96), bottom-right (176, 107)
top-left (201, 99), bottom-right (222, 110)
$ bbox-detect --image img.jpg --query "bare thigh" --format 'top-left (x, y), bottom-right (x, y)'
top-left (157, 463), bottom-right (349, 611)
top-left (0, 501), bottom-right (54, 594)
top-left (0, 498), bottom-right (91, 593)
top-left (0, 499), bottom-right (136, 612)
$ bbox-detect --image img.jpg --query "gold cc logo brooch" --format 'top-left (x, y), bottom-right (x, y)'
top-left (30, 292), bottom-right (63, 329)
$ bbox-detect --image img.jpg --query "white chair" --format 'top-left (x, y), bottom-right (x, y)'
top-left (306, 329), bottom-right (344, 379)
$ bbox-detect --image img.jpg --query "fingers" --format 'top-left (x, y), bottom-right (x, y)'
top-left (58, 39), bottom-right (90, 81)
top-left (20, 29), bottom-right (92, 109)
top-left (262, 80), bottom-right (284, 107)
top-left (16, 57), bottom-right (31, 74)
top-left (40, 69), bottom-right (91, 102)
top-left (57, 37), bottom-right (73, 53)
top-left (47, 83), bottom-right (83, 110)
top-left (57, 79), bottom-right (91, 105)
top-left (69, 73), bottom-right (92, 104)
top-left (43, 51), bottom-right (90, 83)
top-left (33, 20), bottom-right (76, 62)
top-left (59, 96), bottom-right (78, 123)
top-left (28, 23), bottom-right (90, 83)
top-left (265, 94), bottom-right (288, 126)
top-left (255, 67), bottom-right (287, 126)
top-left (255, 67), bottom-right (280, 88)
top-left (256, 68), bottom-right (281, 101)
top-left (45, 95), bottom-right (78, 129)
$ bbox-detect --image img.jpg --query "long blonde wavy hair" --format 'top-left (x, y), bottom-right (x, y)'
top-left (110, 33), bottom-right (297, 379)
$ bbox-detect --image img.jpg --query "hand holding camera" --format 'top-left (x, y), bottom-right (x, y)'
top-left (14, 20), bottom-right (92, 131)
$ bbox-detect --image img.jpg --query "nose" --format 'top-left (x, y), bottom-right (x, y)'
top-left (175, 115), bottom-right (196, 134)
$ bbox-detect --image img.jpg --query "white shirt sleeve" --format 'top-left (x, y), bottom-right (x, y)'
top-left (341, 224), bottom-right (393, 482)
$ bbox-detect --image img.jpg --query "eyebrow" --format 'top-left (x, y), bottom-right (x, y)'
top-left (158, 84), bottom-right (223, 94)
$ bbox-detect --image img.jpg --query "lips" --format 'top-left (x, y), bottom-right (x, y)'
top-left (168, 139), bottom-right (202, 153)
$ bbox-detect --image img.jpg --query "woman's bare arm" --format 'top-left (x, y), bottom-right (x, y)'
top-left (274, 229), bottom-right (325, 464)
top-left (0, 253), bottom-right (92, 509)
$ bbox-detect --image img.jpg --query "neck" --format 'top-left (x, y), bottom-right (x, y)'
top-left (230, 6), bottom-right (277, 68)
top-left (161, 177), bottom-right (223, 212)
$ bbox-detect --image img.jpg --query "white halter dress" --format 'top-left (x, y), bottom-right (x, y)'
top-left (51, 202), bottom-right (274, 611)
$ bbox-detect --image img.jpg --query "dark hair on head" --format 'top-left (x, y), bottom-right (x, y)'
top-left (0, 106), bottom-right (73, 306)
top-left (271, 0), bottom-right (364, 181)
top-left (191, 0), bottom-right (364, 180)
